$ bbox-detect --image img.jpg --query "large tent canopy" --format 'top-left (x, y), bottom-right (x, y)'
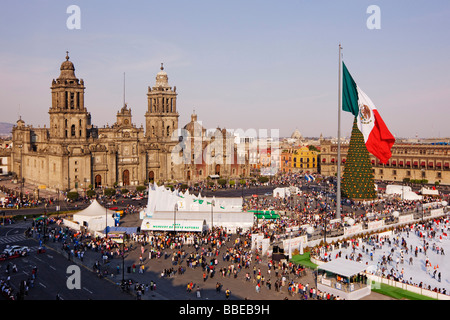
top-left (141, 183), bottom-right (243, 218)
top-left (385, 184), bottom-right (423, 200)
top-left (72, 199), bottom-right (116, 231)
top-left (140, 183), bottom-right (252, 233)
top-left (420, 187), bottom-right (439, 196)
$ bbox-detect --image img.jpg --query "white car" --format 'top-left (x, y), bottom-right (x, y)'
top-left (3, 245), bottom-right (30, 256)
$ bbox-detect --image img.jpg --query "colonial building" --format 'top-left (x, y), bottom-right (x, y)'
top-left (10, 54), bottom-right (246, 192)
top-left (280, 146), bottom-right (318, 174)
top-left (319, 139), bottom-right (450, 185)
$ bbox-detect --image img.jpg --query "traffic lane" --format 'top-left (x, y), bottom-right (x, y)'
top-left (3, 247), bottom-right (133, 300)
top-left (30, 249), bottom-right (134, 300)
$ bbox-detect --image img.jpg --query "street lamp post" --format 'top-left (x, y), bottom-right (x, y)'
top-left (174, 203), bottom-right (178, 233)
top-left (121, 243), bottom-right (125, 285)
top-left (211, 199), bottom-right (215, 232)
top-left (105, 203), bottom-right (109, 239)
top-left (43, 204), bottom-right (47, 242)
top-left (18, 144), bottom-right (23, 203)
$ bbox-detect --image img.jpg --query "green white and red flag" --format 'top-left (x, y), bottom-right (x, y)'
top-left (342, 62), bottom-right (395, 164)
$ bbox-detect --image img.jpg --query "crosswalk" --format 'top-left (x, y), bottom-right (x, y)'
top-left (0, 234), bottom-right (28, 245)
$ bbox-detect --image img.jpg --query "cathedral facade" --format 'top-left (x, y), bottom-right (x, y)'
top-left (11, 54), bottom-right (249, 192)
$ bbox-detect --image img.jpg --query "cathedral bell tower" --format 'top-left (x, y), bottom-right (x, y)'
top-left (49, 52), bottom-right (91, 141)
top-left (145, 63), bottom-right (179, 141)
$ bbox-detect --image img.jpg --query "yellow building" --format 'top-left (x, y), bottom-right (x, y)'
top-left (281, 146), bottom-right (318, 173)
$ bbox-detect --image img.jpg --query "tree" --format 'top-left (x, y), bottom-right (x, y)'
top-left (258, 176), bottom-right (269, 184)
top-left (86, 190), bottom-right (96, 198)
top-left (341, 117), bottom-right (376, 200)
top-left (67, 192), bottom-right (79, 201)
top-left (217, 179), bottom-right (227, 186)
top-left (104, 188), bottom-right (116, 197)
top-left (136, 185), bottom-right (146, 193)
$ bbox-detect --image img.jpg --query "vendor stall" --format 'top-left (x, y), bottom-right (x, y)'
top-left (316, 258), bottom-right (371, 300)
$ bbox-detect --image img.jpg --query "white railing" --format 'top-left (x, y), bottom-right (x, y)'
top-left (367, 274), bottom-right (450, 300)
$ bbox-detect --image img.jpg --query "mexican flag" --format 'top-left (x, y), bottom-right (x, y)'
top-left (342, 62), bottom-right (395, 164)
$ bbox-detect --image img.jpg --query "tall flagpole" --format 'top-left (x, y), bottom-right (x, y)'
top-left (337, 44), bottom-right (342, 219)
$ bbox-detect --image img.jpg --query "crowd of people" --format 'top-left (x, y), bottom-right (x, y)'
top-left (4, 171), bottom-right (450, 300)
top-left (310, 216), bottom-right (449, 296)
top-left (0, 262), bottom-right (38, 300)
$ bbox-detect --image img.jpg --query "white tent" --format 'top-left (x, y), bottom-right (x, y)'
top-left (140, 183), bottom-right (252, 233)
top-left (142, 182), bottom-right (243, 218)
top-left (385, 184), bottom-right (423, 201)
top-left (420, 187), bottom-right (439, 196)
top-left (72, 199), bottom-right (116, 232)
top-left (140, 210), bottom-right (254, 233)
top-left (273, 187), bottom-right (290, 198)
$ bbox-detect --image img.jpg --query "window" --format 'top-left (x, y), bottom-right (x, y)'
top-left (71, 125), bottom-right (75, 137)
top-left (70, 92), bottom-right (75, 109)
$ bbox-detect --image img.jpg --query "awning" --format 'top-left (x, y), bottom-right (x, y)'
top-left (317, 258), bottom-right (369, 278)
top-left (254, 213), bottom-right (280, 220)
top-left (428, 162), bottom-right (434, 167)
top-left (141, 218), bottom-right (206, 232)
top-left (436, 162), bottom-right (442, 167)
top-left (392, 161), bottom-right (396, 165)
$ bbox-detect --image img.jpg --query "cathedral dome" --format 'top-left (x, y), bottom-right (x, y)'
top-left (291, 129), bottom-right (302, 140)
top-left (155, 63), bottom-right (170, 87)
top-left (58, 52), bottom-right (77, 80)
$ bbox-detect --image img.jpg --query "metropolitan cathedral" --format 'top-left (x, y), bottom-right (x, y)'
top-left (11, 53), bottom-right (247, 192)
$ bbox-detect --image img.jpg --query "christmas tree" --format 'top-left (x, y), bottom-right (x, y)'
top-left (341, 117), bottom-right (376, 200)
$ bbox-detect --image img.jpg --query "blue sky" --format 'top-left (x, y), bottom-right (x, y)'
top-left (1, 0), bottom-right (449, 138)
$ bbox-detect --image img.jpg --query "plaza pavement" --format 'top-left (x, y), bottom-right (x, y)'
top-left (33, 212), bottom-right (394, 301)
